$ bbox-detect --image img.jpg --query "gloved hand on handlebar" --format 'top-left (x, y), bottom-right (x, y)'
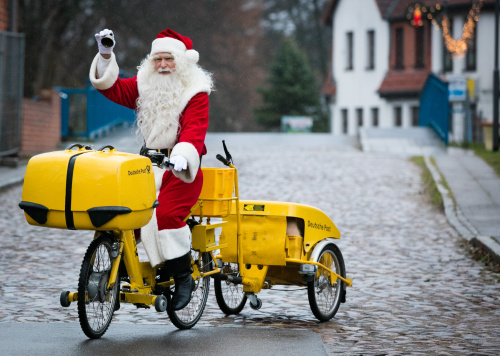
top-left (169, 155), bottom-right (188, 172)
top-left (95, 29), bottom-right (115, 55)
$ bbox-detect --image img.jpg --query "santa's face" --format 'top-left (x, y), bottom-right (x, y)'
top-left (154, 52), bottom-right (176, 74)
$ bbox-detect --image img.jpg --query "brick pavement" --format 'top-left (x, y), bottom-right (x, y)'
top-left (1, 140), bottom-right (500, 354)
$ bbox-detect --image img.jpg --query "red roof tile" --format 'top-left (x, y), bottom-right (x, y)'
top-left (378, 71), bottom-right (430, 97)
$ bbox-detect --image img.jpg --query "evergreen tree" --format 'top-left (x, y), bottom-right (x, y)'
top-left (255, 37), bottom-right (322, 130)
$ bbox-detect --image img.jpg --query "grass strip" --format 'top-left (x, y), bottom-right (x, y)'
top-left (410, 156), bottom-right (444, 210)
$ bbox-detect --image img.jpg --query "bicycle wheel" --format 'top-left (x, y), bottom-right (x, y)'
top-left (167, 250), bottom-right (211, 329)
top-left (307, 244), bottom-right (345, 322)
top-left (214, 262), bottom-right (247, 314)
top-left (77, 234), bottom-right (120, 339)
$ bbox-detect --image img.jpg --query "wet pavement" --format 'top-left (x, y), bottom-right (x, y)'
top-left (2, 138), bottom-right (500, 354)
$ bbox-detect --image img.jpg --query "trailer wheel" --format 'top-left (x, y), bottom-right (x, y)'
top-left (307, 244), bottom-right (345, 321)
top-left (214, 262), bottom-right (247, 314)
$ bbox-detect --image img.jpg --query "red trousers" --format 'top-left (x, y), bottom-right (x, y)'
top-left (155, 169), bottom-right (203, 230)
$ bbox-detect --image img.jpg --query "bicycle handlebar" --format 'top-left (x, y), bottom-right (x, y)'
top-left (140, 147), bottom-right (174, 169)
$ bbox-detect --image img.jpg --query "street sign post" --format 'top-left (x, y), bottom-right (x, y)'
top-left (448, 76), bottom-right (467, 102)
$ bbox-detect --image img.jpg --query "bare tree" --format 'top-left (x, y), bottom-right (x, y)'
top-left (19, 0), bottom-right (332, 132)
top-left (19, 0), bottom-right (267, 131)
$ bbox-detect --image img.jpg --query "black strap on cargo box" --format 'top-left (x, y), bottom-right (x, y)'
top-left (65, 151), bottom-right (91, 230)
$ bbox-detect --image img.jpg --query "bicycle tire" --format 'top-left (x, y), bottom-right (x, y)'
top-left (77, 234), bottom-right (120, 339)
top-left (307, 244), bottom-right (345, 322)
top-left (167, 251), bottom-right (211, 329)
top-left (214, 262), bottom-right (247, 314)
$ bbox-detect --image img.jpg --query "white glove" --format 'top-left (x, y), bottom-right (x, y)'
top-left (169, 155), bottom-right (188, 172)
top-left (95, 29), bottom-right (115, 55)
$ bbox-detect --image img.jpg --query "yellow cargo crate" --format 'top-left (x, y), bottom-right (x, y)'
top-left (193, 167), bottom-right (234, 217)
top-left (19, 144), bottom-right (157, 230)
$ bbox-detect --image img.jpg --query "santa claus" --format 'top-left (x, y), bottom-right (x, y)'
top-left (89, 28), bottom-right (213, 310)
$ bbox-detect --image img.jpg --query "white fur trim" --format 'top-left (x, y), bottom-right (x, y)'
top-left (140, 210), bottom-right (164, 267)
top-left (151, 37), bottom-right (186, 55)
top-left (157, 226), bottom-right (191, 260)
top-left (153, 165), bottom-right (166, 191)
top-left (185, 49), bottom-right (199, 64)
top-left (171, 142), bottom-right (200, 183)
top-left (140, 165), bottom-right (173, 267)
top-left (89, 53), bottom-right (119, 90)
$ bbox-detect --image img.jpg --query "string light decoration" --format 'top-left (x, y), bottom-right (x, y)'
top-left (406, 2), bottom-right (443, 27)
top-left (439, 0), bottom-right (484, 56)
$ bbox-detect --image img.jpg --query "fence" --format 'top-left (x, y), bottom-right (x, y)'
top-left (0, 31), bottom-right (24, 156)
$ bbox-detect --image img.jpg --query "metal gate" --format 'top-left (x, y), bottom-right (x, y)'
top-left (419, 73), bottom-right (449, 144)
top-left (0, 31), bottom-right (25, 156)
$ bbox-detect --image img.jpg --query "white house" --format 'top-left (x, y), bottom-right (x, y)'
top-left (323, 0), bottom-right (499, 144)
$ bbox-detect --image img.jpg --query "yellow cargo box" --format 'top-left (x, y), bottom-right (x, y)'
top-left (19, 144), bottom-right (157, 230)
top-left (192, 167), bottom-right (234, 217)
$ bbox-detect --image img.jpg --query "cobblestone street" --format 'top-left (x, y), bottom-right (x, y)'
top-left (1, 141), bottom-right (500, 354)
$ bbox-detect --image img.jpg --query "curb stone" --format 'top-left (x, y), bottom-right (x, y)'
top-left (424, 155), bottom-right (500, 265)
top-left (470, 235), bottom-right (500, 265)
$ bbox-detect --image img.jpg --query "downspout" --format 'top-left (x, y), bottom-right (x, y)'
top-left (9, 0), bottom-right (16, 32)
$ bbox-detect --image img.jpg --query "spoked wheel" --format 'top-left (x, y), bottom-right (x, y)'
top-left (77, 234), bottom-right (120, 339)
top-left (307, 244), bottom-right (346, 322)
top-left (214, 262), bottom-right (247, 314)
top-left (167, 250), bottom-right (211, 329)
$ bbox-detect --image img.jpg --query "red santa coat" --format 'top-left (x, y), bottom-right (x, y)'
top-left (98, 76), bottom-right (209, 170)
top-left (89, 53), bottom-right (211, 265)
top-left (97, 77), bottom-right (208, 226)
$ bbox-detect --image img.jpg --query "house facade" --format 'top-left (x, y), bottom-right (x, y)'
top-left (323, 0), bottom-right (498, 143)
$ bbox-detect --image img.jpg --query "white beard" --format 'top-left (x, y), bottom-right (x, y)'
top-left (136, 65), bottom-right (185, 149)
top-left (135, 52), bottom-right (214, 149)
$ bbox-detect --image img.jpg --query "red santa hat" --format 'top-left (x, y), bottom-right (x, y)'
top-left (150, 29), bottom-right (199, 64)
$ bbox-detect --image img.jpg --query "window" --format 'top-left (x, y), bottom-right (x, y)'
top-left (415, 26), bottom-right (425, 69)
top-left (394, 106), bottom-right (402, 127)
top-left (367, 30), bottom-right (375, 70)
top-left (371, 108), bottom-right (379, 127)
top-left (443, 19), bottom-right (453, 72)
top-left (357, 108), bottom-right (363, 127)
top-left (342, 109), bottom-right (348, 133)
top-left (395, 27), bottom-right (404, 69)
top-left (465, 19), bottom-right (477, 71)
top-left (411, 106), bottom-right (420, 126)
top-left (346, 32), bottom-right (354, 70)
